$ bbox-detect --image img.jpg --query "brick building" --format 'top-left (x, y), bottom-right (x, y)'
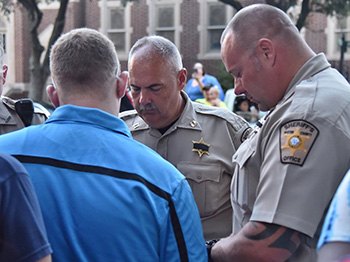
top-left (1, 0), bottom-right (349, 99)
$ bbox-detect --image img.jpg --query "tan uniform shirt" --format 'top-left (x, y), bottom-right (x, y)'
top-left (231, 54), bottom-right (350, 261)
top-left (0, 96), bottom-right (48, 135)
top-left (121, 92), bottom-right (251, 240)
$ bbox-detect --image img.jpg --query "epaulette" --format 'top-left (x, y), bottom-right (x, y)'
top-left (194, 103), bottom-right (248, 126)
top-left (34, 107), bottom-right (50, 119)
top-left (120, 109), bottom-right (149, 131)
top-left (1, 96), bottom-right (16, 110)
top-left (119, 109), bottom-right (138, 120)
top-left (33, 103), bottom-right (51, 119)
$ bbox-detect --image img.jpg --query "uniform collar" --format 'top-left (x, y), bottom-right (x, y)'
top-left (46, 104), bottom-right (132, 138)
top-left (175, 91), bottom-right (203, 131)
top-left (274, 53), bottom-right (331, 110)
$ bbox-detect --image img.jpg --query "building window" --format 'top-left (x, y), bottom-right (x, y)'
top-left (148, 0), bottom-right (182, 47)
top-left (0, 18), bottom-right (6, 53)
top-left (327, 15), bottom-right (350, 60)
top-left (198, 0), bottom-right (234, 59)
top-left (108, 7), bottom-right (126, 51)
top-left (156, 5), bottom-right (175, 42)
top-left (207, 3), bottom-right (226, 52)
top-left (99, 0), bottom-right (132, 61)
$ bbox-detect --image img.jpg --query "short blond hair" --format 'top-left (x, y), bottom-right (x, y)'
top-left (50, 28), bottom-right (120, 96)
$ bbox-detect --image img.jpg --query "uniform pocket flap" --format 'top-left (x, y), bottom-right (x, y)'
top-left (177, 162), bottom-right (222, 183)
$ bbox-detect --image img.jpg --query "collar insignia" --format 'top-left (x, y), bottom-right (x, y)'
top-left (192, 137), bottom-right (210, 158)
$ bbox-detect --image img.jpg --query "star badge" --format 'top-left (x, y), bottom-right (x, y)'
top-left (192, 137), bottom-right (210, 158)
top-left (281, 127), bottom-right (310, 156)
top-left (280, 120), bottom-right (319, 166)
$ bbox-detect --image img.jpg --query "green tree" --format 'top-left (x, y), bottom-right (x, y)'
top-left (1, 0), bottom-right (69, 102)
top-left (218, 0), bottom-right (350, 31)
top-left (216, 0), bottom-right (350, 90)
top-left (0, 0), bottom-right (135, 103)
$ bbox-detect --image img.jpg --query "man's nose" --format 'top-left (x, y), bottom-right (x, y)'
top-left (139, 89), bottom-right (151, 104)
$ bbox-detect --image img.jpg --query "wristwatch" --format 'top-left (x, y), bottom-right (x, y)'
top-left (206, 239), bottom-right (220, 262)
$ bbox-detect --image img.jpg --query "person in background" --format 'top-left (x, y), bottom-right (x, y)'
top-left (195, 83), bottom-right (212, 105)
top-left (0, 28), bottom-right (206, 262)
top-left (0, 46), bottom-right (48, 135)
top-left (195, 83), bottom-right (228, 109)
top-left (317, 169), bottom-right (350, 262)
top-left (208, 85), bottom-right (228, 108)
top-left (233, 95), bottom-right (258, 123)
top-left (185, 62), bottom-right (225, 101)
top-left (208, 4), bottom-right (350, 262)
top-left (121, 35), bottom-right (252, 240)
top-left (0, 153), bottom-right (52, 262)
top-left (234, 95), bottom-right (249, 112)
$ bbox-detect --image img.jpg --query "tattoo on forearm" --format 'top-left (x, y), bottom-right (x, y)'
top-left (269, 228), bottom-right (298, 254)
top-left (245, 223), bottom-right (279, 240)
top-left (245, 223), bottom-right (299, 254)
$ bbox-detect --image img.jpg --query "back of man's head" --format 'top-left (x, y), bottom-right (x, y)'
top-left (50, 28), bottom-right (120, 98)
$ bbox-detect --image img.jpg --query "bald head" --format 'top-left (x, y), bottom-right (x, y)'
top-left (221, 4), bottom-right (301, 54)
top-left (220, 4), bottom-right (315, 111)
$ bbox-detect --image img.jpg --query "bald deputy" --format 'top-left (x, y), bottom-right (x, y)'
top-left (120, 35), bottom-right (252, 240)
top-left (208, 4), bottom-right (350, 262)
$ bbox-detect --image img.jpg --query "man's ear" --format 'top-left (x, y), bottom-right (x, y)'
top-left (257, 38), bottom-right (276, 66)
top-left (2, 65), bottom-right (8, 85)
top-left (116, 71), bottom-right (128, 99)
top-left (178, 68), bottom-right (187, 91)
top-left (46, 84), bottom-right (60, 108)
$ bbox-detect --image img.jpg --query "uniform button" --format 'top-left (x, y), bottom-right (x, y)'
top-left (196, 175), bottom-right (202, 180)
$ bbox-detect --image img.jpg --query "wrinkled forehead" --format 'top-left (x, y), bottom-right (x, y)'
top-left (130, 46), bottom-right (168, 66)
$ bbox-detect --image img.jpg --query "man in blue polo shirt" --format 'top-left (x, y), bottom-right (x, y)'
top-left (0, 28), bottom-right (206, 262)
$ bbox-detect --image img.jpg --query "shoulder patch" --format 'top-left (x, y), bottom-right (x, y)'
top-left (280, 120), bottom-right (318, 166)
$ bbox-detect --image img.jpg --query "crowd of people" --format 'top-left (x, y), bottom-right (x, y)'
top-left (0, 3), bottom-right (350, 262)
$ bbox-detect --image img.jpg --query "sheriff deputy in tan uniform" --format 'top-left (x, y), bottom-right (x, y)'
top-left (209, 4), bottom-right (350, 262)
top-left (0, 47), bottom-right (48, 134)
top-left (120, 35), bottom-right (252, 240)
